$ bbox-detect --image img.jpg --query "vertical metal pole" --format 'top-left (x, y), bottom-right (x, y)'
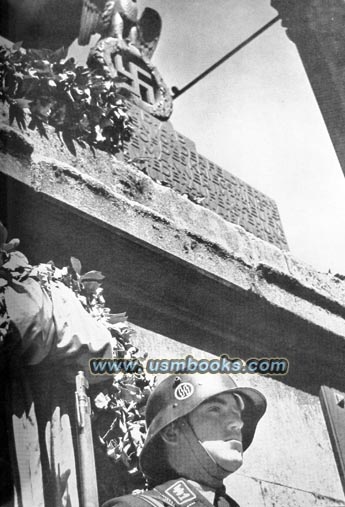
top-left (75, 371), bottom-right (99, 507)
top-left (319, 385), bottom-right (345, 494)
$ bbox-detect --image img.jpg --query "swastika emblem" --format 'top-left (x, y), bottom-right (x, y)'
top-left (114, 53), bottom-right (156, 105)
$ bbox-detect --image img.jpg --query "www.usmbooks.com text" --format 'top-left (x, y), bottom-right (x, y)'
top-left (89, 355), bottom-right (289, 375)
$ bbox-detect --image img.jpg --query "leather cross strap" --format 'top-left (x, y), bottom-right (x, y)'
top-left (155, 479), bottom-right (240, 507)
top-left (214, 487), bottom-right (240, 507)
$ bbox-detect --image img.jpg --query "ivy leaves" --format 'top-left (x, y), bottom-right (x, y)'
top-left (0, 222), bottom-right (154, 477)
top-left (33, 251), bottom-right (154, 476)
top-left (0, 44), bottom-right (133, 155)
top-left (0, 224), bottom-right (31, 342)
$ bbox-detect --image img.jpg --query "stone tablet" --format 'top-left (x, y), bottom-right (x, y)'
top-left (77, 0), bottom-right (287, 251)
top-left (122, 103), bottom-right (288, 251)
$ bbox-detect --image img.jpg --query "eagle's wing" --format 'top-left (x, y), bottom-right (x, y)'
top-left (136, 8), bottom-right (162, 59)
top-left (78, 0), bottom-right (106, 46)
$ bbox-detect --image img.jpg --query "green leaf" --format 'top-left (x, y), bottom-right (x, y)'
top-left (15, 98), bottom-right (31, 110)
top-left (2, 251), bottom-right (30, 272)
top-left (82, 280), bottom-right (100, 294)
top-left (28, 115), bottom-right (48, 138)
top-left (81, 270), bottom-right (105, 281)
top-left (107, 313), bottom-right (128, 324)
top-left (62, 130), bottom-right (76, 156)
top-left (28, 48), bottom-right (48, 60)
top-left (1, 44), bottom-right (133, 167)
top-left (70, 256), bottom-right (82, 275)
top-left (12, 41), bottom-right (23, 51)
top-left (8, 279), bottom-right (28, 293)
top-left (8, 104), bottom-right (15, 126)
top-left (0, 269), bottom-right (11, 283)
top-left (0, 223), bottom-right (8, 246)
top-left (51, 46), bottom-right (68, 63)
top-left (3, 238), bottom-right (20, 252)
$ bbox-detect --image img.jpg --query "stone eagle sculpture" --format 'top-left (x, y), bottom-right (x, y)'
top-left (0, 0), bottom-right (161, 58)
top-left (79, 0), bottom-right (162, 59)
top-left (0, 0), bottom-right (172, 118)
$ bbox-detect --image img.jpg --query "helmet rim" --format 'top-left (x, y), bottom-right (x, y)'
top-left (139, 374), bottom-right (266, 481)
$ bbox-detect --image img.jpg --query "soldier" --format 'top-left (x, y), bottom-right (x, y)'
top-left (103, 373), bottom-right (266, 507)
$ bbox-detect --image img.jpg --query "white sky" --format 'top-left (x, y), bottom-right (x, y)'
top-left (139, 0), bottom-right (345, 275)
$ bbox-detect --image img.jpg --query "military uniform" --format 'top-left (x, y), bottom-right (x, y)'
top-left (103, 478), bottom-right (240, 507)
top-left (103, 374), bottom-right (266, 507)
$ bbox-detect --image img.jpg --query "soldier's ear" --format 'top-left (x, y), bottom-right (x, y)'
top-left (160, 422), bottom-right (180, 445)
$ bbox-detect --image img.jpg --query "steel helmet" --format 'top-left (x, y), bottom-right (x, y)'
top-left (139, 373), bottom-right (267, 481)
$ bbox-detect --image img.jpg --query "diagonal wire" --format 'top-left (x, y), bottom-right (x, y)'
top-left (172, 15), bottom-right (281, 100)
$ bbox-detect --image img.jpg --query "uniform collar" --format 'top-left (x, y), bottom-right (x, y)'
top-left (154, 477), bottom-right (239, 507)
top-left (186, 480), bottom-right (216, 505)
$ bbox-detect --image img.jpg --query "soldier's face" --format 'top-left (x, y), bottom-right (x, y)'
top-left (188, 392), bottom-right (244, 473)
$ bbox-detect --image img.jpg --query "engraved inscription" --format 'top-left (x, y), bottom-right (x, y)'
top-left (123, 103), bottom-right (288, 250)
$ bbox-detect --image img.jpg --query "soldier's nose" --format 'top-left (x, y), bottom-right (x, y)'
top-left (225, 427), bottom-right (242, 441)
top-left (225, 419), bottom-right (243, 433)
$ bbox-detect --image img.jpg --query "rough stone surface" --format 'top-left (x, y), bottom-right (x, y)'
top-left (122, 102), bottom-right (288, 249)
top-left (1, 119), bottom-right (345, 396)
top-left (227, 474), bottom-right (345, 507)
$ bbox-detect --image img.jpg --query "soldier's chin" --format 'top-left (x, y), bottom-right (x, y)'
top-left (201, 440), bottom-right (243, 473)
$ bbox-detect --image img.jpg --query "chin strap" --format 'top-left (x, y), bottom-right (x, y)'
top-left (214, 486), bottom-right (240, 507)
top-left (177, 419), bottom-right (229, 488)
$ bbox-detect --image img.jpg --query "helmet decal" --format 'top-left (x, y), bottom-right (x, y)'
top-left (174, 382), bottom-right (195, 400)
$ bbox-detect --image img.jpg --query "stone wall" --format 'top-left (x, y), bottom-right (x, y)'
top-left (121, 103), bottom-right (288, 250)
top-left (1, 117), bottom-right (345, 505)
top-left (272, 0), bottom-right (345, 178)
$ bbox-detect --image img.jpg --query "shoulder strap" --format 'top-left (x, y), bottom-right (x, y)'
top-left (137, 493), bottom-right (168, 507)
top-left (102, 480), bottom-right (239, 507)
top-left (214, 489), bottom-right (240, 507)
top-left (103, 491), bottom-right (167, 507)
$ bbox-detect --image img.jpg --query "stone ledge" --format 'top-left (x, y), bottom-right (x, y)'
top-left (2, 143), bottom-right (345, 334)
top-left (2, 123), bottom-right (345, 393)
top-left (1, 127), bottom-right (343, 312)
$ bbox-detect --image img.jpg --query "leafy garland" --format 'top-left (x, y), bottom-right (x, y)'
top-left (0, 222), bottom-right (154, 481)
top-left (0, 43), bottom-right (133, 155)
top-left (0, 43), bottom-right (209, 211)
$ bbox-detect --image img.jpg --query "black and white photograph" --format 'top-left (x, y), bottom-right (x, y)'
top-left (1, 1), bottom-right (345, 506)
